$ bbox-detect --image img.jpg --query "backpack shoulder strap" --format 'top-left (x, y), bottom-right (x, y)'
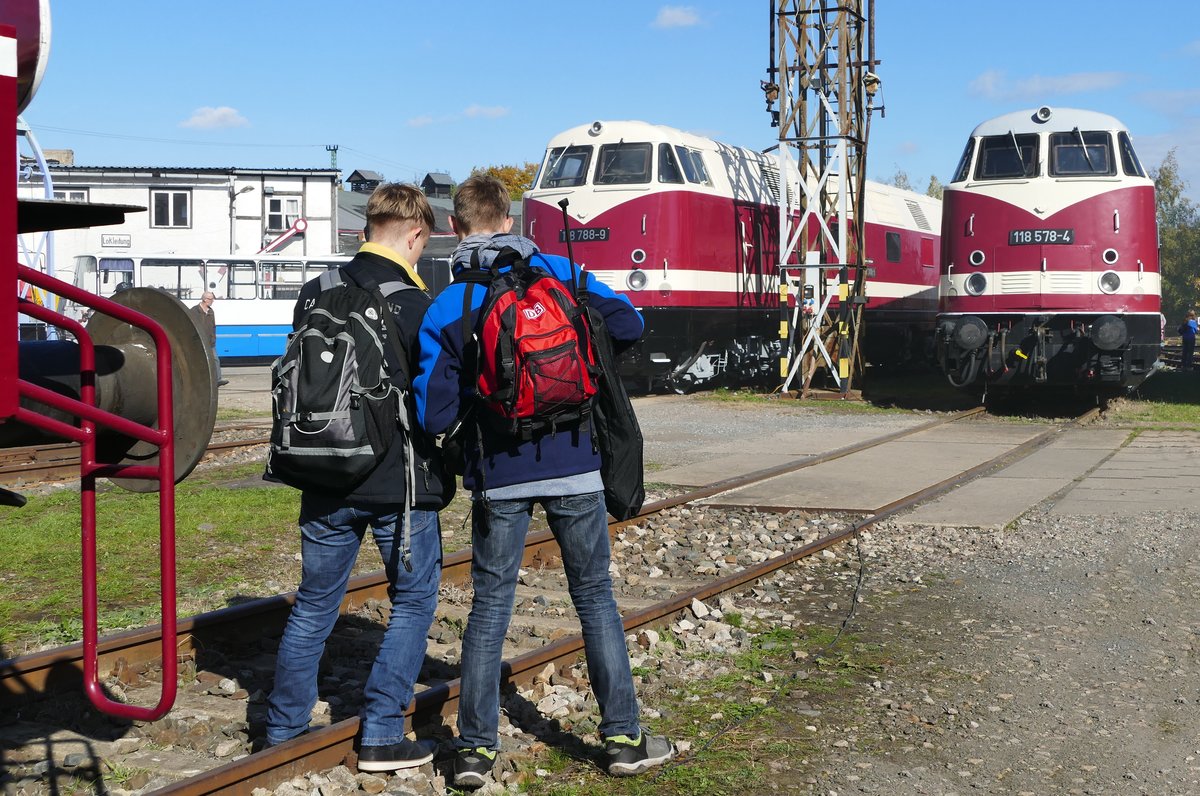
top-left (317, 268), bottom-right (345, 292)
top-left (338, 263), bottom-right (413, 389)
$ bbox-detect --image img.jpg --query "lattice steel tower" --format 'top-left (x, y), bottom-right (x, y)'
top-left (765, 0), bottom-right (879, 395)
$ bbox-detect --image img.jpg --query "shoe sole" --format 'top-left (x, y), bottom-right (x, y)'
top-left (453, 770), bottom-right (489, 788)
top-left (357, 750), bottom-right (433, 772)
top-left (608, 753), bottom-right (674, 776)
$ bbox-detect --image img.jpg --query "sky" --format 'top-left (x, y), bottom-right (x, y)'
top-left (19, 1), bottom-right (1200, 199)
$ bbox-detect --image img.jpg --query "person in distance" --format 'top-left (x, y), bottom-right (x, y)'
top-left (263, 184), bottom-right (454, 772)
top-left (413, 174), bottom-right (675, 789)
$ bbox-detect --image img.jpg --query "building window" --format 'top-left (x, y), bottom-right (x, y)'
top-left (267, 196), bottom-right (301, 231)
top-left (54, 188), bottom-right (89, 202)
top-left (151, 189), bottom-right (191, 228)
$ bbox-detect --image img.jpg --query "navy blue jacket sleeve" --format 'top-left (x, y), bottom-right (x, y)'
top-left (533, 253), bottom-right (644, 351)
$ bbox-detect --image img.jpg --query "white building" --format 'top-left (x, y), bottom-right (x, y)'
top-left (17, 164), bottom-right (341, 283)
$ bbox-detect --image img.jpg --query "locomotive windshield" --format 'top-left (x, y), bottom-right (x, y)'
top-left (1118, 131), bottom-right (1146, 177)
top-left (595, 142), bottom-right (652, 185)
top-left (951, 139), bottom-right (975, 183)
top-left (676, 146), bottom-right (711, 185)
top-left (539, 145), bottom-right (593, 188)
top-left (658, 143), bottom-right (684, 183)
top-left (975, 133), bottom-right (1039, 179)
top-left (1048, 130), bottom-right (1114, 176)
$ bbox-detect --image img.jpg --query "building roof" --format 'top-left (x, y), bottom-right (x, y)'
top-left (424, 172), bottom-right (454, 186)
top-left (348, 169), bottom-right (384, 182)
top-left (44, 165), bottom-right (340, 177)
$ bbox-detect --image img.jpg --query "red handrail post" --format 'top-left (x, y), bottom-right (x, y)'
top-left (13, 261), bottom-right (179, 723)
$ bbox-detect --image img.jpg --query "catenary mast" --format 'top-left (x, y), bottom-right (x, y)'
top-left (765, 0), bottom-right (879, 395)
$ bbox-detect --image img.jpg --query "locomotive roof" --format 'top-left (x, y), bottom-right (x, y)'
top-left (969, 107), bottom-right (1129, 138)
top-left (546, 120), bottom-right (763, 159)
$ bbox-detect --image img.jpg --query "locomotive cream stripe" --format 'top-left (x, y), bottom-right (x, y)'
top-left (586, 267), bottom-right (937, 301)
top-left (941, 270), bottom-right (1161, 298)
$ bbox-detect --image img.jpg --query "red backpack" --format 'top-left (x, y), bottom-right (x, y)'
top-left (458, 248), bottom-right (598, 438)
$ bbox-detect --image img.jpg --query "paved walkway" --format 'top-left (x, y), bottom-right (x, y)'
top-left (656, 418), bottom-right (1200, 528)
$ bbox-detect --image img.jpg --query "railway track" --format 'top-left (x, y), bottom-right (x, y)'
top-left (0, 406), bottom-right (1099, 794)
top-left (0, 423), bottom-right (271, 487)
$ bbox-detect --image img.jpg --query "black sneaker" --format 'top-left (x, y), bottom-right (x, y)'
top-left (217, 379), bottom-right (230, 387)
top-left (604, 730), bottom-right (676, 776)
top-left (453, 746), bottom-right (497, 789)
top-left (357, 738), bottom-right (436, 772)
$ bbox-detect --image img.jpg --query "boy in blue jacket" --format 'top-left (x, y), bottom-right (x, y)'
top-left (414, 175), bottom-right (674, 788)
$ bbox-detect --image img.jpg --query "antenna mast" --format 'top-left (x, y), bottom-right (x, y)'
top-left (766, 0), bottom-right (879, 395)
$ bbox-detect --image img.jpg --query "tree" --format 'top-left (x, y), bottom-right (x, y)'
top-left (1152, 149), bottom-right (1200, 323)
top-left (926, 175), bottom-right (944, 200)
top-left (470, 162), bottom-right (539, 200)
top-left (880, 167), bottom-right (913, 191)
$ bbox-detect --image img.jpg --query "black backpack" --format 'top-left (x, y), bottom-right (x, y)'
top-left (266, 266), bottom-right (415, 494)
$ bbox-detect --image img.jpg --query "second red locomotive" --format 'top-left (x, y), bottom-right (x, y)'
top-left (935, 106), bottom-right (1161, 394)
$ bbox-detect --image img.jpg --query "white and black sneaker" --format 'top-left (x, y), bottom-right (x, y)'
top-left (453, 746), bottom-right (497, 789)
top-left (356, 738), bottom-right (436, 772)
top-left (604, 730), bottom-right (676, 776)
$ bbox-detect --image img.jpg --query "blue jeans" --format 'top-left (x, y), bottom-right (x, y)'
top-left (266, 494), bottom-right (442, 746)
top-left (456, 491), bottom-right (640, 750)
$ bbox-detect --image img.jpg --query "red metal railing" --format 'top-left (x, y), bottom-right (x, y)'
top-left (13, 263), bottom-right (177, 721)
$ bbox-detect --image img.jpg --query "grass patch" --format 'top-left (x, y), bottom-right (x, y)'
top-left (0, 463), bottom-right (302, 652)
top-left (1107, 370), bottom-right (1200, 428)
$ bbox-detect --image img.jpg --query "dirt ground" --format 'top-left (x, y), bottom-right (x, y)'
top-left (775, 507), bottom-right (1200, 796)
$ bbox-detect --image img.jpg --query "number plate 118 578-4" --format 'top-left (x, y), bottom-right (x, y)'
top-left (1009, 228), bottom-right (1074, 245)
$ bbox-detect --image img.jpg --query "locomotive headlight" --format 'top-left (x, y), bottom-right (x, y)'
top-left (1090, 315), bottom-right (1127, 351)
top-left (627, 269), bottom-right (648, 290)
top-left (965, 273), bottom-right (987, 296)
top-left (954, 316), bottom-right (989, 351)
top-left (1098, 271), bottom-right (1121, 294)
top-left (968, 249), bottom-right (986, 266)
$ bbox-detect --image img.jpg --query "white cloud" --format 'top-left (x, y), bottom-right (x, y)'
top-left (652, 5), bottom-right (701, 28)
top-left (407, 114), bottom-right (435, 128)
top-left (463, 104), bottom-right (510, 119)
top-left (968, 70), bottom-right (1127, 102)
top-left (179, 106), bottom-right (249, 130)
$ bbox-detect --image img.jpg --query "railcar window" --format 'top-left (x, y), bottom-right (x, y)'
top-left (1049, 131), bottom-right (1114, 176)
top-left (209, 260), bottom-right (257, 299)
top-left (98, 258), bottom-right (134, 293)
top-left (974, 133), bottom-right (1039, 179)
top-left (595, 143), bottom-right (652, 185)
top-left (1118, 132), bottom-right (1146, 177)
top-left (141, 259), bottom-right (203, 300)
top-left (540, 145), bottom-right (593, 188)
top-left (73, 255), bottom-right (98, 291)
top-left (885, 232), bottom-right (902, 263)
top-left (952, 140), bottom-right (975, 183)
top-left (658, 143), bottom-right (684, 183)
top-left (260, 261), bottom-right (306, 300)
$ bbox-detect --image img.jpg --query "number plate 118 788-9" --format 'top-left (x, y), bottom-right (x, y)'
top-left (1009, 228), bottom-right (1074, 245)
top-left (560, 227), bottom-right (610, 242)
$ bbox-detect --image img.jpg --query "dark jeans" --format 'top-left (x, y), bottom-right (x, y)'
top-left (266, 494), bottom-right (442, 746)
top-left (456, 491), bottom-right (640, 750)
top-left (1183, 338), bottom-right (1195, 370)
